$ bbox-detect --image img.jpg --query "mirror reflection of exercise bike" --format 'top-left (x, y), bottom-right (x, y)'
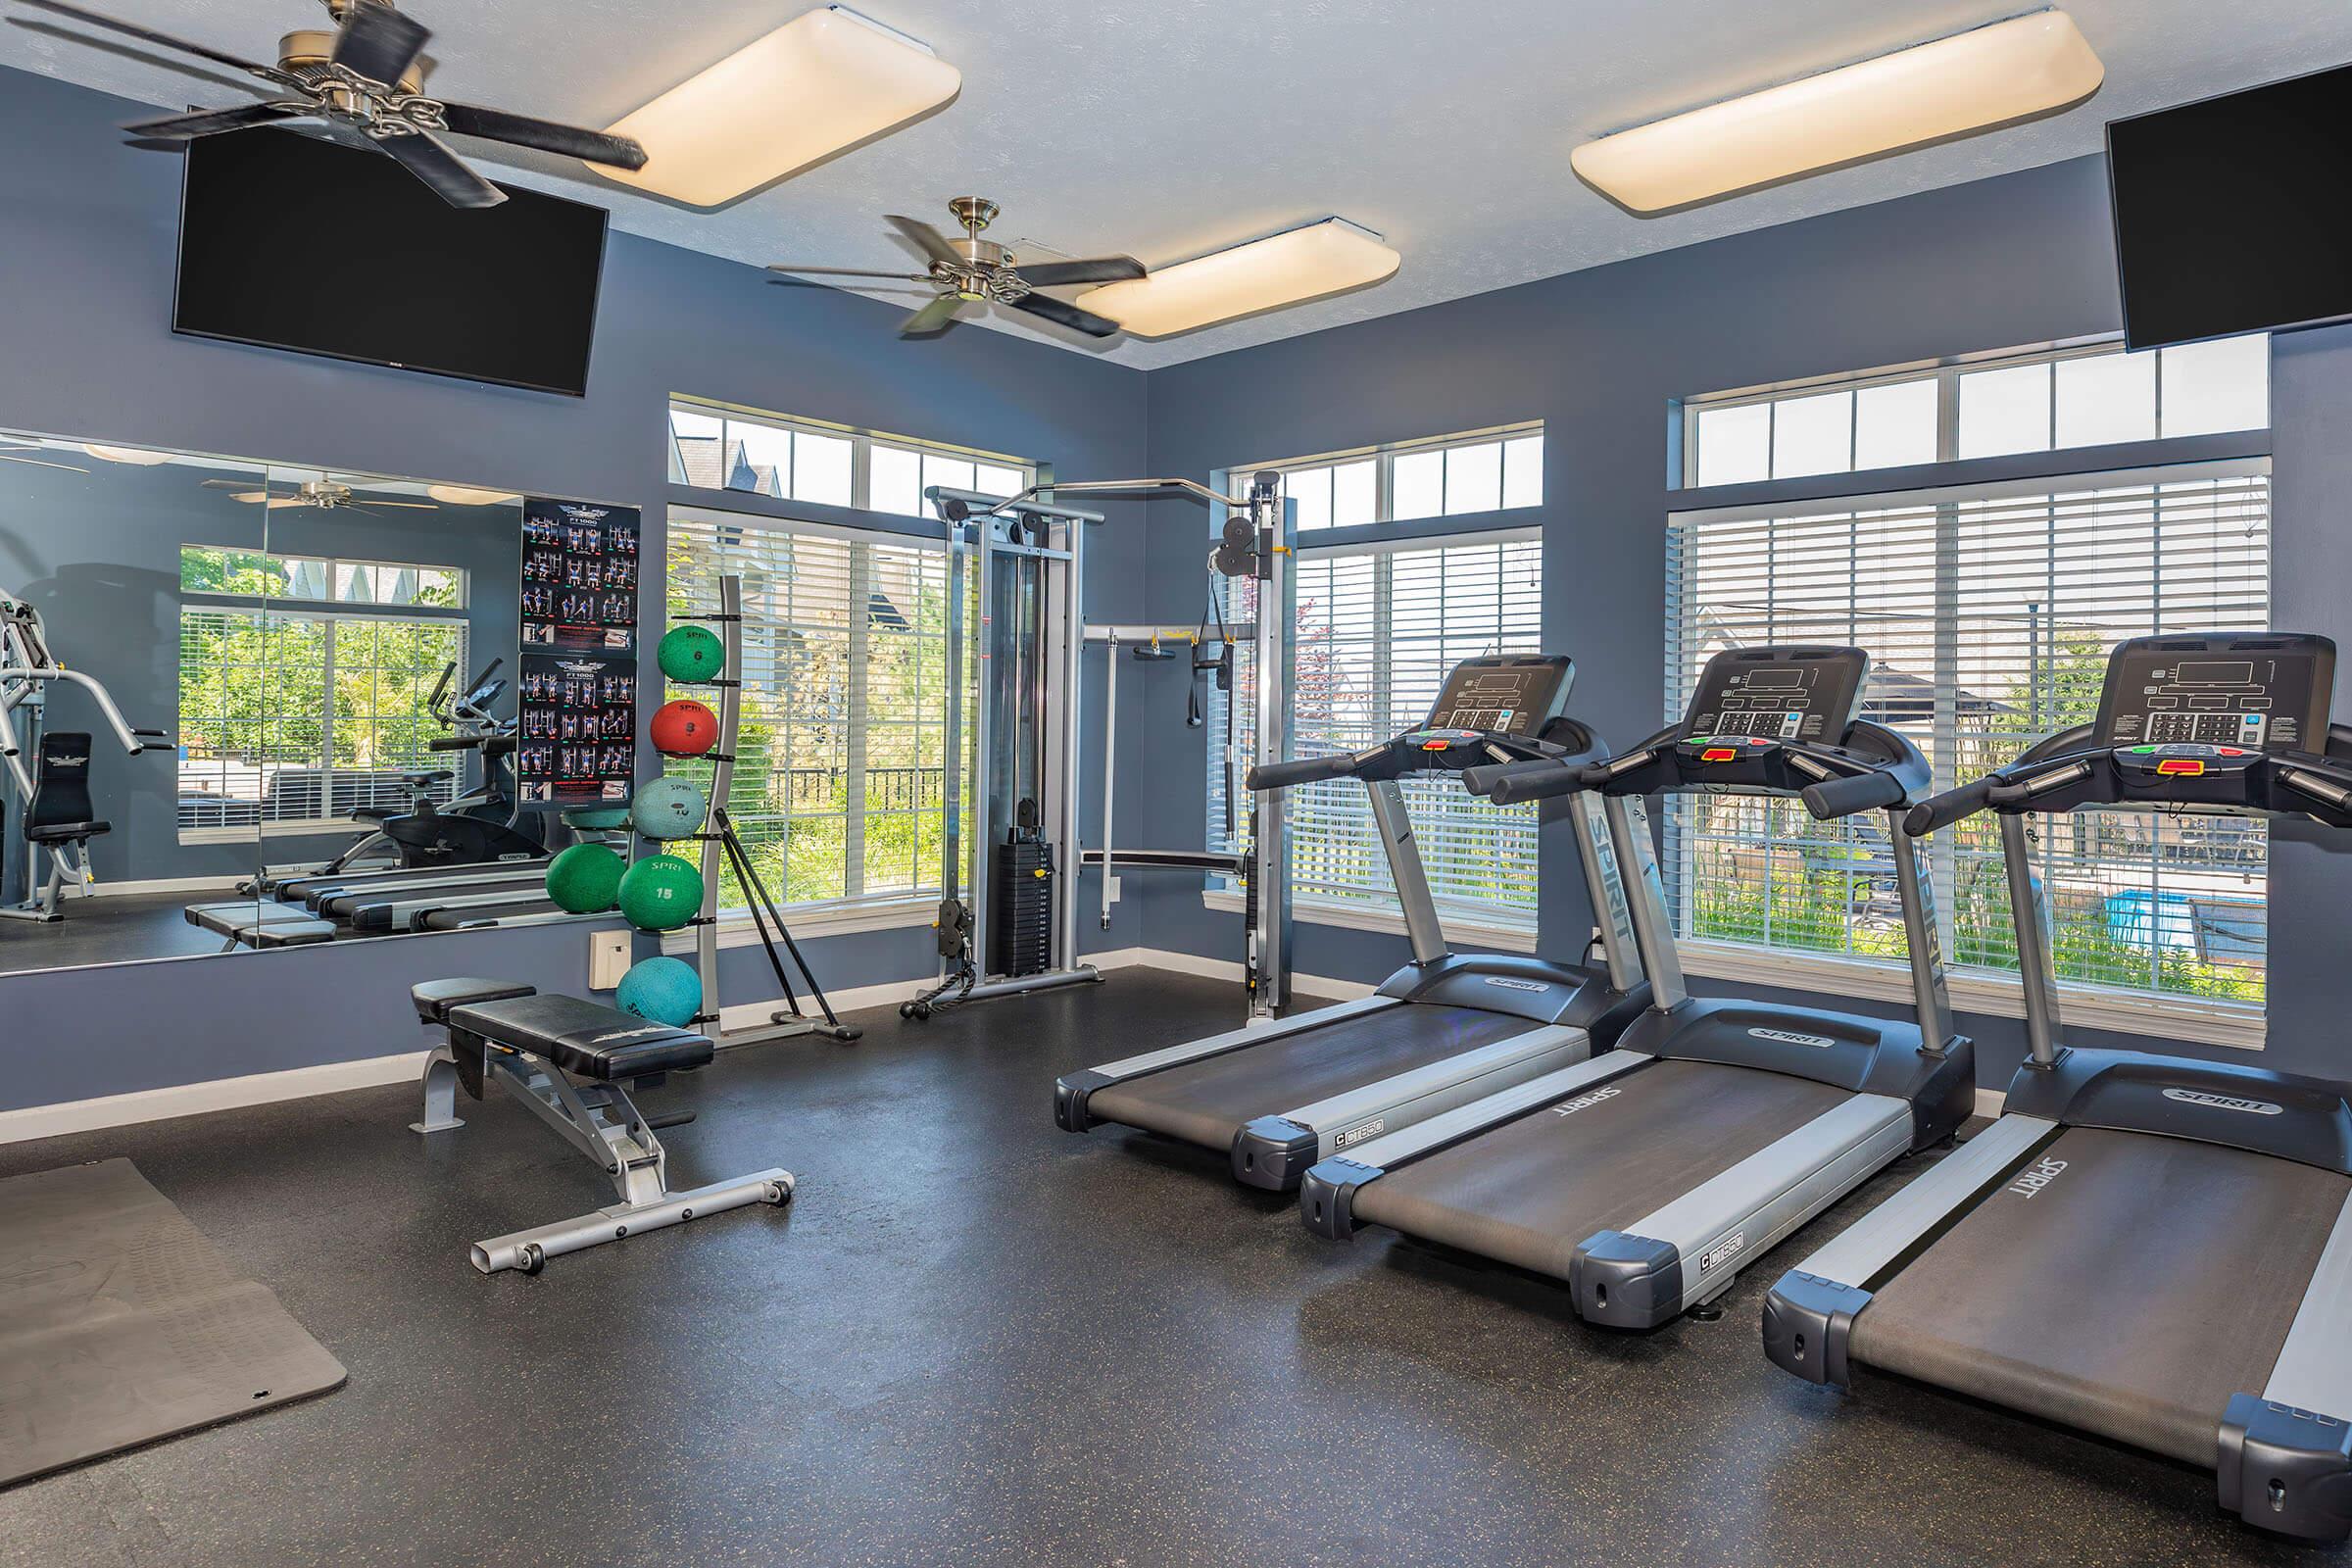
top-left (1, 588), bottom-right (171, 921)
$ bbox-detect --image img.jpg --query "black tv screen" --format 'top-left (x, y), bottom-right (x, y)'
top-left (174, 125), bottom-right (608, 396)
top-left (2108, 63), bottom-right (2352, 351)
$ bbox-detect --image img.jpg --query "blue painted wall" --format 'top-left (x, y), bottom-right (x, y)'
top-left (0, 65), bottom-right (1148, 1110)
top-left (1138, 153), bottom-right (2352, 1089)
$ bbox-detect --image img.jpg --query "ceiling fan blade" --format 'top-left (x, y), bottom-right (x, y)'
top-left (14, 0), bottom-right (292, 82)
top-left (767, 265), bottom-right (936, 280)
top-left (122, 100), bottom-right (306, 140)
top-left (1008, 292), bottom-right (1122, 339)
top-left (435, 102), bottom-right (648, 171)
top-left (899, 294), bottom-right (964, 336)
top-left (266, 496), bottom-right (313, 509)
top-left (330, 0), bottom-right (430, 88)
top-left (365, 500), bottom-right (440, 509)
top-left (1016, 256), bottom-right (1147, 287)
top-left (885, 215), bottom-right (961, 268)
top-left (0, 452), bottom-right (90, 474)
top-left (378, 127), bottom-right (506, 210)
top-left (199, 477), bottom-right (254, 489)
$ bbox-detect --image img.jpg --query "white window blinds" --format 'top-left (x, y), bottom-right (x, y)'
top-left (666, 511), bottom-right (968, 912)
top-left (1665, 461), bottom-right (2273, 1010)
top-left (1214, 529), bottom-right (1545, 931)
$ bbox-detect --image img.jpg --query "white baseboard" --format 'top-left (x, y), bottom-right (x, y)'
top-left (82, 874), bottom-right (245, 898)
top-left (0, 947), bottom-right (1981, 1145)
top-left (0, 1050), bottom-right (430, 1147)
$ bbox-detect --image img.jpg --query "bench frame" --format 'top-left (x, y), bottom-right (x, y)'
top-left (413, 985), bottom-right (793, 1275)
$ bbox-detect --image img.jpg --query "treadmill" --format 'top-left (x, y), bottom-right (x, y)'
top-left (1056, 654), bottom-right (1654, 1192)
top-left (1765, 632), bottom-right (2352, 1543)
top-left (1299, 645), bottom-right (1976, 1327)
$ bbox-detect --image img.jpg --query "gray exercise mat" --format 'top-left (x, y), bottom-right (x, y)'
top-left (0, 1157), bottom-right (346, 1486)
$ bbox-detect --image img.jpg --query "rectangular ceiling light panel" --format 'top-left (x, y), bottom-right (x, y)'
top-left (1076, 219), bottom-right (1400, 338)
top-left (593, 6), bottom-right (960, 207)
top-left (1570, 11), bottom-right (2105, 213)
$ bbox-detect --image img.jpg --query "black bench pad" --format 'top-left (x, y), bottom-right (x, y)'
top-left (183, 902), bottom-right (336, 946)
top-left (444, 993), bottom-right (713, 1080)
top-left (412, 977), bottom-right (539, 1025)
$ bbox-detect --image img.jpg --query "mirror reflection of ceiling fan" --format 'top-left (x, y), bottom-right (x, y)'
top-left (0, 443), bottom-right (91, 474)
top-left (769, 198), bottom-right (1146, 339)
top-left (201, 476), bottom-right (438, 517)
top-left (17, 0), bottom-right (648, 209)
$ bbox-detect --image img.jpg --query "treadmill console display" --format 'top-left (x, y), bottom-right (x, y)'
top-left (2096, 635), bottom-right (2334, 753)
top-left (1419, 656), bottom-right (1573, 738)
top-left (1680, 647), bottom-right (1869, 745)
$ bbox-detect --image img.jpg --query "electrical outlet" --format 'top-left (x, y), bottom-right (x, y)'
top-left (590, 929), bottom-right (631, 991)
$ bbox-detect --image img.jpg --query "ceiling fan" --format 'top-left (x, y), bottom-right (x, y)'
top-left (202, 476), bottom-right (437, 516)
top-left (15, 0), bottom-right (648, 209)
top-left (0, 443), bottom-right (90, 474)
top-left (770, 198), bottom-right (1145, 339)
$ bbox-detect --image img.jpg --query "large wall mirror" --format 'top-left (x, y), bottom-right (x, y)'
top-left (0, 426), bottom-right (591, 975)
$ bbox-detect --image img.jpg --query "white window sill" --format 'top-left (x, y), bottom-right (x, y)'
top-left (1200, 887), bottom-right (1539, 955)
top-left (180, 820), bottom-right (378, 845)
top-left (1676, 938), bottom-right (2266, 1052)
top-left (660, 894), bottom-right (938, 955)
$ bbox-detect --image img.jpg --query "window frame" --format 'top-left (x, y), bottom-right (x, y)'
top-left (660, 503), bottom-right (972, 942)
top-left (1681, 334), bottom-right (2271, 489)
top-left (1226, 420), bottom-right (1544, 533)
top-left (176, 547), bottom-right (472, 843)
top-left (667, 396), bottom-right (1037, 517)
top-left (1662, 457), bottom-right (2276, 1049)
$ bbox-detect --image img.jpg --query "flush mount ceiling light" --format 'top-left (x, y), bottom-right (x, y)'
top-left (81, 444), bottom-right (172, 466)
top-left (1570, 11), bottom-right (2105, 214)
top-left (591, 6), bottom-right (960, 208)
top-left (1074, 219), bottom-right (1400, 338)
top-left (424, 484), bottom-right (516, 506)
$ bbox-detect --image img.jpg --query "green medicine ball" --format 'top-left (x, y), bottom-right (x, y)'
top-left (545, 842), bottom-right (625, 913)
top-left (617, 853), bottom-right (705, 932)
top-left (658, 623), bottom-right (725, 684)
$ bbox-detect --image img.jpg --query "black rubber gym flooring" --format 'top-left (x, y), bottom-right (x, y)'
top-left (0, 970), bottom-right (2334, 1566)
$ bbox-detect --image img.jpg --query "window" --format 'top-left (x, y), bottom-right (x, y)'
top-left (1211, 529), bottom-right (1544, 934)
top-left (665, 509), bottom-right (970, 916)
top-left (1241, 423), bottom-right (1544, 531)
top-left (668, 399), bottom-right (1030, 516)
top-left (176, 546), bottom-right (468, 836)
top-left (1686, 335), bottom-right (2270, 487)
top-left (1664, 462), bottom-right (2273, 1026)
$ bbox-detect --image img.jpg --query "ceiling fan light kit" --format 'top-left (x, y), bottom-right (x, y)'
top-left (1075, 218), bottom-right (1401, 338)
top-left (592, 5), bottom-right (961, 207)
top-left (1569, 10), bottom-right (2105, 213)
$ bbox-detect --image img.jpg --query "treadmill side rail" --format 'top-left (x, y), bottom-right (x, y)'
top-left (1574, 1094), bottom-right (1912, 1328)
top-left (1773, 1113), bottom-right (2060, 1296)
top-left (1054, 995), bottom-right (1401, 1132)
top-left (1317, 1051), bottom-right (1654, 1172)
top-left (2264, 1189), bottom-right (2352, 1421)
top-left (1232, 1024), bottom-right (1595, 1190)
top-left (2219, 1394), bottom-right (2352, 1542)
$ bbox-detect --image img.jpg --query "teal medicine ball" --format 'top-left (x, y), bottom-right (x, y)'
top-left (630, 776), bottom-right (710, 841)
top-left (615, 956), bottom-right (702, 1028)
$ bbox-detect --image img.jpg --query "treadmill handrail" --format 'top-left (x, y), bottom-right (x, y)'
top-left (1905, 724), bottom-right (2352, 837)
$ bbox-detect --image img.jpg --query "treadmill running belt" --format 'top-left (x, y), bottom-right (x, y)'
top-left (1851, 1126), bottom-right (2349, 1466)
top-left (1085, 1004), bottom-right (1541, 1151)
top-left (1352, 1058), bottom-right (1848, 1281)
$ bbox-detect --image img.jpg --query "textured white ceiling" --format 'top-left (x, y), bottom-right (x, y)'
top-left (6, 0), bottom-right (2349, 368)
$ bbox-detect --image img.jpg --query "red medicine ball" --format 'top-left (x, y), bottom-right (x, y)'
top-left (651, 699), bottom-right (718, 757)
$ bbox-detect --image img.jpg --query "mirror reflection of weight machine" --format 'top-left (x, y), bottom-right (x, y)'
top-left (903, 473), bottom-right (1294, 1023)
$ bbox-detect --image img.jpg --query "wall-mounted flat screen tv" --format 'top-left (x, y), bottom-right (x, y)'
top-left (2107, 63), bottom-right (2352, 350)
top-left (173, 125), bottom-right (609, 396)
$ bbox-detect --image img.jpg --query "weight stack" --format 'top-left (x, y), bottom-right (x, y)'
top-left (990, 840), bottom-right (1054, 977)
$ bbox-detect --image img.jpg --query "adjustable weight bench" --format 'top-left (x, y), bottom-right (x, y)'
top-left (410, 979), bottom-right (793, 1275)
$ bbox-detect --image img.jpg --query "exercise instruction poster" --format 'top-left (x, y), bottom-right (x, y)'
top-left (516, 498), bottom-right (640, 805)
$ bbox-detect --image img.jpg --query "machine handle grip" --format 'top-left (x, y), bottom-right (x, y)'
top-left (428, 735), bottom-right (484, 753)
top-left (427, 662), bottom-right (455, 708)
top-left (1486, 761), bottom-right (1593, 806)
top-left (1799, 769), bottom-right (1905, 820)
top-left (1247, 752), bottom-right (1359, 790)
top-left (1904, 776), bottom-right (1996, 837)
top-left (1460, 757), bottom-right (1559, 798)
